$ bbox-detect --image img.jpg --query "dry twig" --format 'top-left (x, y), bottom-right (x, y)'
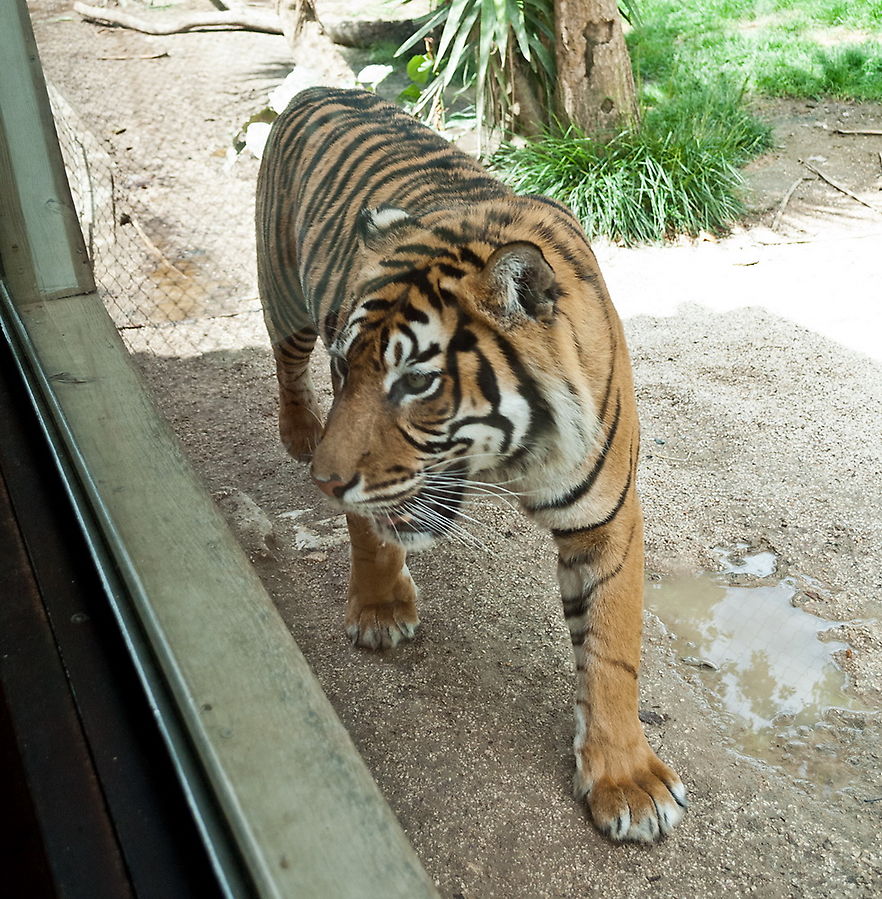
top-left (832, 128), bottom-right (882, 136)
top-left (97, 52), bottom-right (169, 60)
top-left (124, 215), bottom-right (190, 279)
top-left (772, 177), bottom-right (805, 231)
top-left (73, 2), bottom-right (282, 35)
top-left (799, 159), bottom-right (882, 217)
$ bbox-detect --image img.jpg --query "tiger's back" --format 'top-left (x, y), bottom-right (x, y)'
top-left (256, 87), bottom-right (687, 845)
top-left (257, 87), bottom-right (508, 342)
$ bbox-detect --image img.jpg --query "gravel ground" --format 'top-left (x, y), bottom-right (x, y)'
top-left (29, 2), bottom-right (882, 895)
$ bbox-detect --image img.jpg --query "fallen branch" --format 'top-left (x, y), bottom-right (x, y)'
top-left (97, 52), bottom-right (170, 60)
top-left (771, 176), bottom-right (805, 231)
top-left (756, 230), bottom-right (882, 247)
top-left (832, 128), bottom-right (882, 136)
top-left (799, 158), bottom-right (882, 217)
top-left (321, 18), bottom-right (420, 48)
top-left (73, 2), bottom-right (282, 35)
top-left (117, 301), bottom-right (262, 330)
top-left (74, 2), bottom-right (419, 48)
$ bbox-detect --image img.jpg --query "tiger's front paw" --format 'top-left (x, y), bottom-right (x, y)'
top-left (345, 572), bottom-right (420, 650)
top-left (576, 742), bottom-right (687, 843)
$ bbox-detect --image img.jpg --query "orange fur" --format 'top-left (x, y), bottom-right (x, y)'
top-left (256, 87), bottom-right (686, 842)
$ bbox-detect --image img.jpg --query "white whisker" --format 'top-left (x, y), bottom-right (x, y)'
top-left (423, 481), bottom-right (520, 513)
top-left (416, 494), bottom-right (488, 530)
top-left (403, 496), bottom-right (483, 549)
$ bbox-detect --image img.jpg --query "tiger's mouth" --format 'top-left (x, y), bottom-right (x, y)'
top-left (369, 477), bottom-right (468, 550)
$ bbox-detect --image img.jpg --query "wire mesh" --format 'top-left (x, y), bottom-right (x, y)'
top-left (48, 82), bottom-right (264, 358)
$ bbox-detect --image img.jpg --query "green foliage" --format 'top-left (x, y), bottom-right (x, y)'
top-left (399, 53), bottom-right (434, 103)
top-left (492, 79), bottom-right (773, 245)
top-left (396, 0), bottom-right (555, 138)
top-left (390, 0), bottom-right (878, 243)
top-left (756, 44), bottom-right (882, 100)
top-left (629, 0), bottom-right (882, 100)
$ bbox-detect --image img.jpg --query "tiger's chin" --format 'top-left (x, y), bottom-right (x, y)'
top-left (372, 520), bottom-right (438, 551)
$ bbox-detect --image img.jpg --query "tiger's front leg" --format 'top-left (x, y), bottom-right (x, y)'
top-left (555, 499), bottom-right (687, 843)
top-left (270, 330), bottom-right (323, 462)
top-left (344, 514), bottom-right (420, 650)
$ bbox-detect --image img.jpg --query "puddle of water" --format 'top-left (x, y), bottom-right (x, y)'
top-left (714, 543), bottom-right (778, 578)
top-left (646, 548), bottom-right (869, 786)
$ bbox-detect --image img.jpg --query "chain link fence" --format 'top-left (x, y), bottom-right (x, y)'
top-left (48, 82), bottom-right (266, 358)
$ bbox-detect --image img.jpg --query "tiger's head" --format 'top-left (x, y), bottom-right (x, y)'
top-left (310, 205), bottom-right (570, 550)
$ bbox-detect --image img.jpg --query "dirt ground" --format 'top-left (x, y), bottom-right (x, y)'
top-left (29, 2), bottom-right (882, 896)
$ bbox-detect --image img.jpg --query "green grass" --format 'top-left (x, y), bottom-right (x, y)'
top-left (491, 0), bottom-right (879, 243)
top-left (396, 0), bottom-right (879, 243)
top-left (492, 79), bottom-right (772, 245)
top-left (629, 0), bottom-right (882, 100)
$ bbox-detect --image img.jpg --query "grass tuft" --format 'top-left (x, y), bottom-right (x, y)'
top-left (757, 43), bottom-right (882, 99)
top-left (492, 80), bottom-right (772, 245)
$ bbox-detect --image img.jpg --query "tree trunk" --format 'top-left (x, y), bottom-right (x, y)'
top-left (511, 58), bottom-right (547, 138)
top-left (554, 0), bottom-right (638, 134)
top-left (274, 0), bottom-right (316, 49)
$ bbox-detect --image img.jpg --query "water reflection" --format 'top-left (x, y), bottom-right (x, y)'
top-left (646, 556), bottom-right (862, 732)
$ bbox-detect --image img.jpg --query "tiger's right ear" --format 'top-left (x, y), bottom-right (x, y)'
top-left (357, 206), bottom-right (415, 251)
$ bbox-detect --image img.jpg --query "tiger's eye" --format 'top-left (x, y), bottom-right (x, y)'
top-left (402, 371), bottom-right (436, 393)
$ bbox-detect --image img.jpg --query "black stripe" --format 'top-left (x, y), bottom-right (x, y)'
top-left (458, 246), bottom-right (485, 269)
top-left (562, 594), bottom-right (584, 618)
top-left (597, 366), bottom-right (616, 425)
top-left (551, 450), bottom-right (634, 538)
top-left (301, 147), bottom-right (462, 302)
top-left (361, 298), bottom-right (392, 312)
top-left (297, 127), bottom-right (394, 229)
top-left (584, 649), bottom-right (637, 678)
top-left (475, 350), bottom-right (501, 407)
top-left (525, 391), bottom-right (622, 513)
top-left (561, 524), bottom-right (637, 621)
top-left (402, 304), bottom-right (430, 325)
top-left (411, 422), bottom-right (445, 437)
top-left (397, 243), bottom-right (457, 259)
top-left (412, 342), bottom-right (441, 364)
top-left (431, 224), bottom-right (469, 245)
top-left (491, 331), bottom-right (553, 448)
top-left (395, 423), bottom-right (462, 455)
top-left (437, 262), bottom-right (465, 279)
top-left (450, 411), bottom-right (514, 452)
top-left (569, 628), bottom-right (638, 677)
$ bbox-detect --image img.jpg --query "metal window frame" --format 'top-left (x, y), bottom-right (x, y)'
top-left (0, 2), bottom-right (437, 896)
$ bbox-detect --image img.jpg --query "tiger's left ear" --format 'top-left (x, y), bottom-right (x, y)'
top-left (482, 241), bottom-right (557, 324)
top-left (357, 205), bottom-right (415, 251)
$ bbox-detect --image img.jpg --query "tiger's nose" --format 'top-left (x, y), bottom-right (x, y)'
top-left (312, 472), bottom-right (345, 497)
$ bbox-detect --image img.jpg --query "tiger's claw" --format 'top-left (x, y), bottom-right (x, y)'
top-left (577, 753), bottom-right (687, 843)
top-left (345, 603), bottom-right (420, 650)
top-left (345, 565), bottom-right (420, 651)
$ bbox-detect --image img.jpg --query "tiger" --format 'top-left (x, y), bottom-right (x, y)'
top-left (256, 86), bottom-right (686, 843)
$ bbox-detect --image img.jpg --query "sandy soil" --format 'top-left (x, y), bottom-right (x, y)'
top-left (29, 2), bottom-right (882, 895)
